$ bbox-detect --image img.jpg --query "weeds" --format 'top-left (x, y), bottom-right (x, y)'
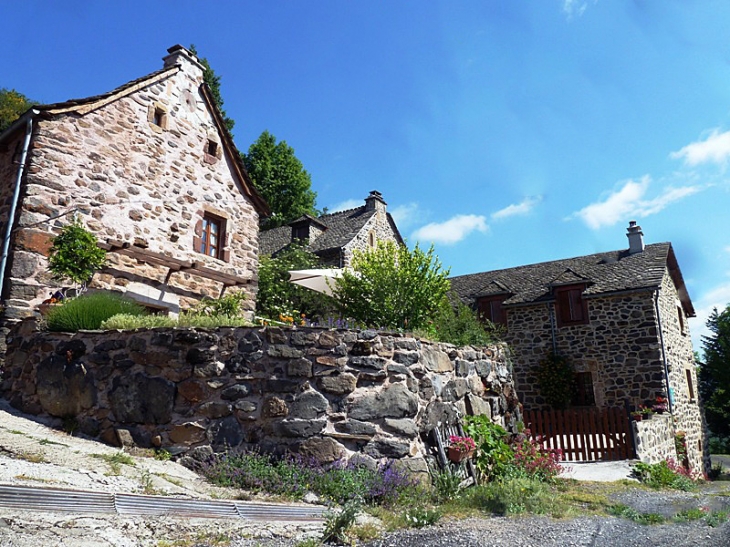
top-left (402, 505), bottom-right (442, 528)
top-left (632, 459), bottom-right (698, 491)
top-left (16, 451), bottom-right (47, 464)
top-left (321, 500), bottom-right (360, 544)
top-left (92, 450), bottom-right (136, 475)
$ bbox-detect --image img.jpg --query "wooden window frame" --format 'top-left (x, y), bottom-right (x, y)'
top-left (554, 284), bottom-right (589, 327)
top-left (476, 296), bottom-right (508, 327)
top-left (194, 212), bottom-right (228, 261)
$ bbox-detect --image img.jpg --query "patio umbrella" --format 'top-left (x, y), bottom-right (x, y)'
top-left (288, 268), bottom-right (346, 296)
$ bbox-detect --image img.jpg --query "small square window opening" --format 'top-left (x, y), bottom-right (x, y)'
top-left (152, 108), bottom-right (166, 128)
top-left (207, 140), bottom-right (218, 157)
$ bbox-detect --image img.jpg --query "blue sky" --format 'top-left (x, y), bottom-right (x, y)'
top-left (3, 1), bottom-right (730, 350)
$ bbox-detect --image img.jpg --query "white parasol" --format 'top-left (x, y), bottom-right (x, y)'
top-left (288, 268), bottom-right (346, 296)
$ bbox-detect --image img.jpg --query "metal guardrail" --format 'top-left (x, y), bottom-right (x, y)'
top-left (0, 485), bottom-right (325, 521)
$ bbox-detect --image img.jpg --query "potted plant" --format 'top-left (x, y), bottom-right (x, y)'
top-left (448, 435), bottom-right (476, 463)
top-left (640, 405), bottom-right (654, 419)
top-left (630, 410), bottom-right (643, 422)
top-left (652, 396), bottom-right (668, 414)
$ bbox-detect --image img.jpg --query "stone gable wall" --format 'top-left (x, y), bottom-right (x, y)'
top-left (655, 271), bottom-right (710, 474)
top-left (2, 322), bottom-right (519, 477)
top-left (342, 210), bottom-right (400, 267)
top-left (1, 55), bottom-right (260, 325)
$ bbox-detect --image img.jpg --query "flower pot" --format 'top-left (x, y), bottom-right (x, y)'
top-left (643, 412), bottom-right (654, 420)
top-left (448, 446), bottom-right (475, 463)
top-left (631, 413), bottom-right (643, 422)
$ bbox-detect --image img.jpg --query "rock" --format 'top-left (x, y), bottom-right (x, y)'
top-left (364, 437), bottom-right (411, 459)
top-left (177, 379), bottom-right (207, 403)
top-left (220, 383), bottom-right (251, 401)
top-left (109, 373), bottom-right (175, 424)
top-left (262, 396), bottom-right (289, 418)
top-left (267, 345), bottom-right (303, 359)
top-left (394, 457), bottom-right (430, 485)
top-left (348, 355), bottom-right (387, 370)
top-left (421, 347), bottom-right (453, 372)
top-left (289, 390), bottom-right (329, 419)
top-left (36, 355), bottom-right (97, 417)
top-left (420, 401), bottom-right (460, 432)
top-left (392, 351), bottom-right (419, 366)
top-left (318, 330), bottom-right (340, 348)
top-left (208, 416), bottom-right (244, 449)
top-left (287, 358), bottom-right (313, 377)
top-left (319, 372), bottom-right (357, 395)
top-left (349, 383), bottom-right (418, 421)
top-left (290, 330), bottom-right (319, 346)
top-left (384, 418), bottom-right (419, 438)
top-left (299, 437), bottom-right (345, 463)
top-left (276, 418), bottom-right (326, 438)
top-left (466, 393), bottom-right (491, 417)
top-left (441, 378), bottom-right (469, 401)
top-left (115, 428), bottom-right (135, 447)
top-left (192, 360), bottom-right (225, 378)
top-left (169, 422), bottom-right (207, 444)
top-left (334, 419), bottom-right (378, 436)
top-left (198, 402), bottom-right (232, 419)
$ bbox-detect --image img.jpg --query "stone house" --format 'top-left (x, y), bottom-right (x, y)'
top-left (258, 190), bottom-right (403, 267)
top-left (450, 222), bottom-right (708, 471)
top-left (0, 45), bottom-right (269, 331)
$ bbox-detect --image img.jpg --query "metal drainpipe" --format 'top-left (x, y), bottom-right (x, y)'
top-left (548, 302), bottom-right (557, 353)
top-left (653, 288), bottom-right (674, 415)
top-left (0, 116), bottom-right (34, 302)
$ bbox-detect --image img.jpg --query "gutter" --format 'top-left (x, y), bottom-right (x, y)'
top-left (653, 288), bottom-right (675, 415)
top-left (0, 113), bottom-right (36, 302)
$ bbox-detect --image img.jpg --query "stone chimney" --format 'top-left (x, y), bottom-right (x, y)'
top-left (365, 190), bottom-right (387, 213)
top-left (626, 220), bottom-right (645, 254)
top-left (162, 44), bottom-right (205, 81)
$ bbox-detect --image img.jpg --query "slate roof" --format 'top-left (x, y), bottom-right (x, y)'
top-left (259, 204), bottom-right (404, 258)
top-left (449, 242), bottom-right (695, 316)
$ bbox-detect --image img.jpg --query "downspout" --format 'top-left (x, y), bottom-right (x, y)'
top-left (653, 288), bottom-right (675, 415)
top-left (548, 302), bottom-right (557, 353)
top-left (0, 115), bottom-right (34, 301)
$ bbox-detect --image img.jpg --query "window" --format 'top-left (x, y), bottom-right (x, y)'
top-left (292, 224), bottom-right (308, 241)
top-left (677, 304), bottom-right (686, 335)
top-left (686, 369), bottom-right (695, 401)
top-left (368, 231), bottom-right (375, 248)
top-left (148, 103), bottom-right (169, 132)
top-left (572, 372), bottom-right (596, 406)
top-left (204, 139), bottom-right (219, 164)
top-left (477, 296), bottom-right (507, 327)
top-left (198, 213), bottom-right (225, 259)
top-left (152, 108), bottom-right (166, 127)
top-left (555, 285), bottom-right (588, 327)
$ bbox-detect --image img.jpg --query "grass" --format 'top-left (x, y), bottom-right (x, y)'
top-left (15, 451), bottom-right (48, 464)
top-left (92, 450), bottom-right (136, 475)
top-left (39, 438), bottom-right (70, 447)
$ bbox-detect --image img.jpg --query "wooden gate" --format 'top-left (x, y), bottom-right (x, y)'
top-left (523, 407), bottom-right (635, 461)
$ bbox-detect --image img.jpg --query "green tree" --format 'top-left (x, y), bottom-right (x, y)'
top-left (426, 297), bottom-right (503, 346)
top-left (48, 217), bottom-right (106, 292)
top-left (333, 241), bottom-right (451, 331)
top-left (257, 242), bottom-right (334, 320)
top-left (0, 88), bottom-right (35, 133)
top-left (188, 45), bottom-right (235, 134)
top-left (699, 305), bottom-right (730, 442)
top-left (243, 130), bottom-right (318, 229)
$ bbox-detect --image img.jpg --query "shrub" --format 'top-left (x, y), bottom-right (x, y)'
top-left (505, 431), bottom-right (564, 483)
top-left (46, 292), bottom-right (145, 332)
top-left (333, 241), bottom-right (450, 331)
top-left (48, 216), bottom-right (106, 290)
top-left (466, 477), bottom-right (556, 516)
top-left (632, 459), bottom-right (698, 491)
top-left (189, 291), bottom-right (247, 317)
top-left (202, 452), bottom-right (419, 506)
top-left (463, 415), bottom-right (514, 482)
top-left (536, 352), bottom-right (576, 409)
top-left (419, 298), bottom-right (503, 346)
top-left (100, 313), bottom-right (253, 330)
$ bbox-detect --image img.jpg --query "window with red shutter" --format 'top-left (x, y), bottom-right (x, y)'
top-left (555, 285), bottom-right (589, 327)
top-left (476, 296), bottom-right (508, 327)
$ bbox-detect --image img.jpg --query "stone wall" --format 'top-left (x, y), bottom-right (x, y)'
top-left (2, 321), bottom-right (519, 476)
top-left (341, 207), bottom-right (400, 267)
top-left (632, 414), bottom-right (677, 465)
top-left (507, 291), bottom-right (664, 410)
top-left (655, 271), bottom-right (710, 474)
top-left (0, 48), bottom-right (261, 327)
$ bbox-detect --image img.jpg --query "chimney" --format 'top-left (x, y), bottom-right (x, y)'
top-left (365, 190), bottom-right (387, 213)
top-left (162, 44), bottom-right (205, 80)
top-left (626, 220), bottom-right (645, 254)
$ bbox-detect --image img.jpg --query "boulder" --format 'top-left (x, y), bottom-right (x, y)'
top-left (109, 373), bottom-right (175, 424)
top-left (349, 383), bottom-right (418, 421)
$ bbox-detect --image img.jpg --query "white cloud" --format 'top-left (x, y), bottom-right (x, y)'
top-left (412, 214), bottom-right (488, 245)
top-left (570, 176), bottom-right (702, 230)
top-left (389, 202), bottom-right (419, 230)
top-left (670, 129), bottom-right (730, 166)
top-left (563, 0), bottom-right (595, 19)
top-left (491, 196), bottom-right (542, 221)
top-left (328, 199), bottom-right (360, 213)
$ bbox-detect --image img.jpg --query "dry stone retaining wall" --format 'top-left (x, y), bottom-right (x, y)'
top-left (2, 321), bottom-right (519, 476)
top-left (632, 414), bottom-right (676, 465)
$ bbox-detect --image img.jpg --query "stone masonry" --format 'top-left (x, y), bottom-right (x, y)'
top-left (2, 322), bottom-right (519, 479)
top-left (0, 46), bottom-right (265, 330)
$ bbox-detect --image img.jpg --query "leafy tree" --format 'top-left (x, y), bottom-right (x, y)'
top-left (243, 130), bottom-right (318, 229)
top-left (0, 88), bottom-right (35, 133)
top-left (48, 217), bottom-right (106, 292)
top-left (257, 242), bottom-right (335, 320)
top-left (424, 297), bottom-right (503, 346)
top-left (188, 45), bottom-right (235, 134)
top-left (333, 241), bottom-right (451, 331)
top-left (699, 305), bottom-right (730, 441)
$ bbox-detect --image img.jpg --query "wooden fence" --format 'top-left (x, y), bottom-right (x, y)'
top-left (523, 407), bottom-right (635, 461)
